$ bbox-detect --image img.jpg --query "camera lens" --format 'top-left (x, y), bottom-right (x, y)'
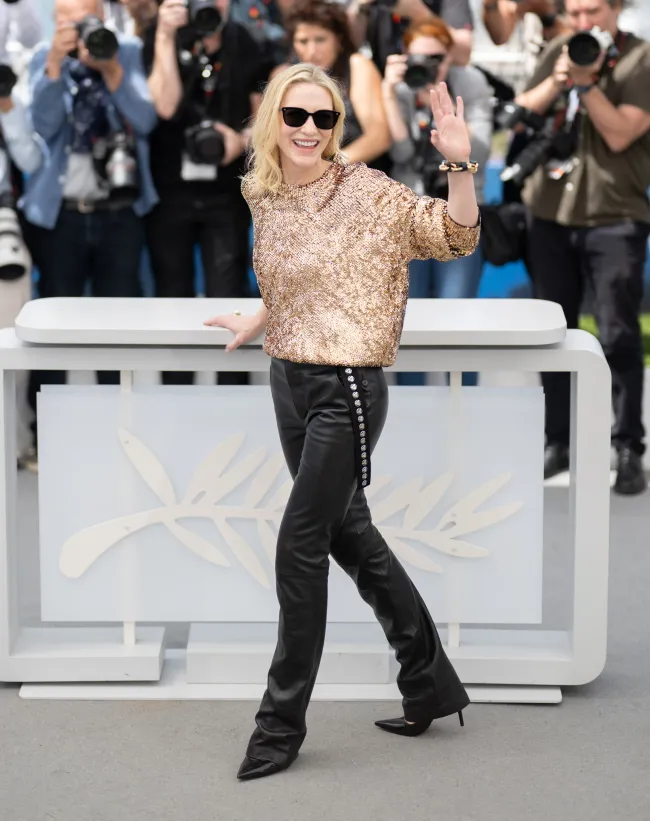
top-left (567, 32), bottom-right (602, 67)
top-left (188, 0), bottom-right (222, 35)
top-left (404, 55), bottom-right (443, 90)
top-left (86, 28), bottom-right (119, 60)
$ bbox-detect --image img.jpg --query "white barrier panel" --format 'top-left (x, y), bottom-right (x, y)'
top-left (38, 384), bottom-right (544, 625)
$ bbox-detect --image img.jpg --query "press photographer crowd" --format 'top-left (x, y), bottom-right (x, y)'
top-left (0, 0), bottom-right (648, 493)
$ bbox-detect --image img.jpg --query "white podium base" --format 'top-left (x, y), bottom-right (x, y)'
top-left (11, 626), bottom-right (165, 682)
top-left (186, 623), bottom-right (391, 684)
top-left (19, 650), bottom-right (562, 704)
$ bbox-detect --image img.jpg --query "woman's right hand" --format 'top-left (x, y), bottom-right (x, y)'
top-left (383, 54), bottom-right (408, 91)
top-left (203, 313), bottom-right (262, 352)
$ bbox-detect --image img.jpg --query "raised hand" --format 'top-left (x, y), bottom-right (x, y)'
top-left (429, 82), bottom-right (472, 164)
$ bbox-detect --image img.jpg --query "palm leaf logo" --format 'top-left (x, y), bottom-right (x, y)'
top-left (59, 430), bottom-right (522, 586)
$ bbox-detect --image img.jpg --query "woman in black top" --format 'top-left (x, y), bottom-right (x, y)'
top-left (281, 0), bottom-right (392, 170)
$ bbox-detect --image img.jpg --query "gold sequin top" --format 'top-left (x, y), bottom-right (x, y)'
top-left (242, 161), bottom-right (480, 367)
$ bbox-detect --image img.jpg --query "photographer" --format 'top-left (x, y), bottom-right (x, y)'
top-left (482, 0), bottom-right (570, 205)
top-left (23, 0), bottom-right (158, 458)
top-left (482, 0), bottom-right (569, 50)
top-left (515, 0), bottom-right (650, 494)
top-left (144, 0), bottom-right (274, 385)
top-left (349, 0), bottom-right (474, 74)
top-left (229, 0), bottom-right (288, 63)
top-left (0, 60), bottom-right (43, 469)
top-left (382, 19), bottom-right (492, 386)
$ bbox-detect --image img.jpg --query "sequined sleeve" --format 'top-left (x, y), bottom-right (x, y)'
top-left (241, 174), bottom-right (271, 308)
top-left (372, 172), bottom-right (480, 262)
top-left (409, 196), bottom-right (481, 261)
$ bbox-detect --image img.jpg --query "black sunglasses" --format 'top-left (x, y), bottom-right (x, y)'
top-left (281, 107), bottom-right (340, 130)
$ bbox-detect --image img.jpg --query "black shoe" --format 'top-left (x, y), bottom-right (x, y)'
top-left (375, 710), bottom-right (465, 737)
top-left (237, 754), bottom-right (297, 781)
top-left (544, 443), bottom-right (569, 479)
top-left (613, 447), bottom-right (647, 495)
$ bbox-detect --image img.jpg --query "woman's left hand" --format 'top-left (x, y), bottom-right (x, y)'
top-left (429, 82), bottom-right (472, 164)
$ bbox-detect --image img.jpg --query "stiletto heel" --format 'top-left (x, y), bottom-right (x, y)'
top-left (375, 706), bottom-right (468, 737)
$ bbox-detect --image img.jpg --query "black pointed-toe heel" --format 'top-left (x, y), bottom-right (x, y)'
top-left (237, 754), bottom-right (297, 781)
top-left (375, 710), bottom-right (465, 737)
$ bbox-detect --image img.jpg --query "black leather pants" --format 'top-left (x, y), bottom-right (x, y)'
top-left (245, 359), bottom-right (469, 764)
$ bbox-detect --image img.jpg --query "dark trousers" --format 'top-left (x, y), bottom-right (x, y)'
top-left (146, 188), bottom-right (251, 385)
top-left (27, 206), bottom-right (145, 440)
top-left (245, 359), bottom-right (469, 765)
top-left (528, 217), bottom-right (649, 455)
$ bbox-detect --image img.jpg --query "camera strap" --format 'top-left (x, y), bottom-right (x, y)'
top-left (180, 40), bottom-right (224, 123)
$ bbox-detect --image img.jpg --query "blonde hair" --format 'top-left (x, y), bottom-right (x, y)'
top-left (246, 63), bottom-right (347, 194)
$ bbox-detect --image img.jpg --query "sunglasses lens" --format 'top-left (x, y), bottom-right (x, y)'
top-left (282, 108), bottom-right (339, 130)
top-left (282, 108), bottom-right (309, 127)
top-left (313, 111), bottom-right (338, 130)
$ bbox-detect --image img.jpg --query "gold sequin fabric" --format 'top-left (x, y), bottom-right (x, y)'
top-left (242, 161), bottom-right (480, 367)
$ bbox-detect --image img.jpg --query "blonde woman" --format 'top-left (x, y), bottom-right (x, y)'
top-left (204, 63), bottom-right (480, 781)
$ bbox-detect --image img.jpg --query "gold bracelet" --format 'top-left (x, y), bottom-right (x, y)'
top-left (439, 160), bottom-right (479, 174)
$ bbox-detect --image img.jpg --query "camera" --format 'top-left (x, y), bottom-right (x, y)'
top-left (184, 121), bottom-right (225, 164)
top-left (0, 195), bottom-right (30, 282)
top-left (404, 54), bottom-right (444, 90)
top-left (499, 103), bottom-right (576, 187)
top-left (0, 64), bottom-right (16, 98)
top-left (496, 102), bottom-right (546, 133)
top-left (92, 132), bottom-right (139, 194)
top-left (76, 15), bottom-right (119, 60)
top-left (567, 26), bottom-right (614, 66)
top-left (187, 0), bottom-right (222, 36)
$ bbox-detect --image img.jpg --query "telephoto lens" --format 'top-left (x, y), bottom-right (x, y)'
top-left (567, 27), bottom-right (614, 66)
top-left (0, 64), bottom-right (17, 98)
top-left (76, 15), bottom-right (119, 60)
top-left (404, 55), bottom-right (444, 90)
top-left (187, 0), bottom-right (222, 36)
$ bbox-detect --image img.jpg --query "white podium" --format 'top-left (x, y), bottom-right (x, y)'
top-left (0, 297), bottom-right (612, 704)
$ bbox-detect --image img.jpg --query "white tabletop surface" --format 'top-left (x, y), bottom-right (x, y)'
top-left (15, 297), bottom-right (566, 347)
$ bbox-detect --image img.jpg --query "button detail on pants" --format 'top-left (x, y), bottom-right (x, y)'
top-left (338, 366), bottom-right (371, 489)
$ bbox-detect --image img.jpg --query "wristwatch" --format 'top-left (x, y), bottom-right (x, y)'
top-left (574, 83), bottom-right (596, 95)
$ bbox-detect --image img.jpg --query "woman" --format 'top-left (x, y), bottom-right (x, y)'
top-left (204, 63), bottom-right (480, 781)
top-left (282, 0), bottom-right (391, 169)
top-left (382, 19), bottom-right (493, 386)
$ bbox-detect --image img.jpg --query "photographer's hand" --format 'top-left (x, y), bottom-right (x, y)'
top-left (552, 49), bottom-right (570, 88)
top-left (0, 97), bottom-right (13, 114)
top-left (203, 306), bottom-right (269, 352)
top-left (566, 45), bottom-right (605, 88)
top-left (46, 22), bottom-right (78, 79)
top-left (382, 55), bottom-right (410, 146)
top-left (382, 54), bottom-right (407, 92)
top-left (214, 123), bottom-right (248, 166)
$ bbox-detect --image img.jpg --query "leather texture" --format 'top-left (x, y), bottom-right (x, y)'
top-left (244, 359), bottom-right (470, 766)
